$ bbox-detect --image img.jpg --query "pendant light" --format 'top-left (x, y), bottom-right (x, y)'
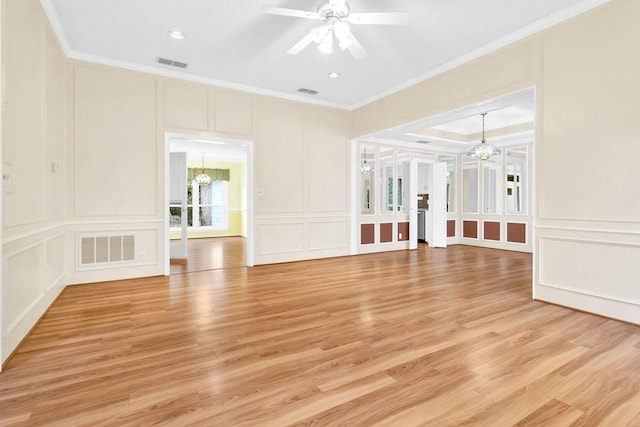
top-left (194, 153), bottom-right (212, 186)
top-left (361, 147), bottom-right (373, 175)
top-left (466, 112), bottom-right (501, 160)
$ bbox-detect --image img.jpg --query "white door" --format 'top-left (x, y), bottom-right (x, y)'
top-left (169, 152), bottom-right (188, 258)
top-left (409, 159), bottom-right (419, 250)
top-left (430, 162), bottom-right (448, 248)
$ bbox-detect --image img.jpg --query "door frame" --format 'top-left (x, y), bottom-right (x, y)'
top-left (169, 151), bottom-right (188, 259)
top-left (409, 158), bottom-right (435, 250)
top-left (164, 132), bottom-right (254, 275)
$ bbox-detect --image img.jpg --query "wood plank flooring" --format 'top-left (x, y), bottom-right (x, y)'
top-left (2, 245), bottom-right (640, 425)
top-left (170, 236), bottom-right (246, 274)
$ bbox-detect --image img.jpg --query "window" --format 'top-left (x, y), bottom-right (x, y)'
top-left (360, 144), bottom-right (376, 214)
top-left (379, 148), bottom-right (394, 214)
top-left (170, 175), bottom-right (229, 231)
top-left (397, 150), bottom-right (410, 213)
top-left (463, 159), bottom-right (479, 213)
top-left (438, 155), bottom-right (456, 213)
top-left (506, 147), bottom-right (527, 214)
top-left (191, 180), bottom-right (228, 230)
top-left (483, 152), bottom-right (503, 214)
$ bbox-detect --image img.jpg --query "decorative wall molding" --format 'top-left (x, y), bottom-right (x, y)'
top-left (3, 223), bottom-right (66, 245)
top-left (536, 235), bottom-right (640, 324)
top-left (537, 282), bottom-right (640, 308)
top-left (536, 224), bottom-right (640, 235)
top-left (4, 243), bottom-right (43, 333)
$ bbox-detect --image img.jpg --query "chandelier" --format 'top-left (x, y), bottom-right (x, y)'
top-left (361, 147), bottom-right (373, 175)
top-left (194, 153), bottom-right (212, 186)
top-left (467, 112), bottom-right (501, 160)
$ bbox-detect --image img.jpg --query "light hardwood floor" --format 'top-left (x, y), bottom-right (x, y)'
top-left (2, 245), bottom-right (640, 425)
top-left (170, 236), bottom-right (246, 274)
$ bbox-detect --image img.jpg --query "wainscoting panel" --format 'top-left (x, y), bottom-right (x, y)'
top-left (536, 223), bottom-right (640, 325)
top-left (46, 234), bottom-right (66, 292)
top-left (257, 223), bottom-right (305, 256)
top-left (397, 222), bottom-right (409, 242)
top-left (507, 222), bottom-right (527, 243)
top-left (483, 221), bottom-right (501, 241)
top-left (380, 223), bottom-right (393, 243)
top-left (447, 220), bottom-right (456, 238)
top-left (255, 216), bottom-right (351, 264)
top-left (463, 220), bottom-right (478, 239)
top-left (361, 224), bottom-right (375, 245)
top-left (540, 237), bottom-right (640, 304)
top-left (308, 221), bottom-right (349, 252)
top-left (4, 244), bottom-right (43, 334)
top-left (3, 225), bottom-right (67, 363)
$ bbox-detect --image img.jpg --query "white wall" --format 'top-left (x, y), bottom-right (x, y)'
top-left (2, 0), bottom-right (67, 361)
top-left (533, 0), bottom-right (640, 324)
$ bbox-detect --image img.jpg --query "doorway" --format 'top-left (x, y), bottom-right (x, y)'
top-left (164, 133), bottom-right (254, 275)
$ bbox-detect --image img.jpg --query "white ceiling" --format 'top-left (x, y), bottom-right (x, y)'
top-left (42, 0), bottom-right (607, 108)
top-left (365, 88), bottom-right (535, 152)
top-left (169, 136), bottom-right (247, 163)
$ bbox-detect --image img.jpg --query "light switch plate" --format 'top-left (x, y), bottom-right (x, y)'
top-left (256, 186), bottom-right (267, 199)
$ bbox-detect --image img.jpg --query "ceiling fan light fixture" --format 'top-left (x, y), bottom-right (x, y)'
top-left (333, 21), bottom-right (353, 50)
top-left (263, 0), bottom-right (407, 60)
top-left (318, 31), bottom-right (334, 54)
top-left (311, 24), bottom-right (329, 43)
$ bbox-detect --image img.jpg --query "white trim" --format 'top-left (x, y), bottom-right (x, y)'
top-left (39, 0), bottom-right (611, 111)
top-left (4, 242), bottom-right (46, 333)
top-left (536, 236), bottom-right (640, 316)
top-left (2, 223), bottom-right (66, 245)
top-left (44, 233), bottom-right (66, 292)
top-left (68, 219), bottom-right (164, 225)
top-left (538, 210), bottom-right (640, 223)
top-left (535, 285), bottom-right (640, 326)
top-left (538, 282), bottom-right (640, 307)
top-left (538, 235), bottom-right (640, 250)
top-left (1, 0), bottom-right (4, 369)
top-left (165, 133), bottom-right (255, 270)
top-left (537, 224), bottom-right (640, 235)
top-left (254, 214), bottom-right (351, 221)
top-left (350, 140), bottom-right (358, 255)
top-left (39, 0), bottom-right (72, 54)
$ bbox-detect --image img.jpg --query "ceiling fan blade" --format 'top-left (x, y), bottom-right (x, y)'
top-left (344, 34), bottom-right (368, 60)
top-left (260, 6), bottom-right (321, 20)
top-left (347, 12), bottom-right (409, 25)
top-left (286, 30), bottom-right (316, 55)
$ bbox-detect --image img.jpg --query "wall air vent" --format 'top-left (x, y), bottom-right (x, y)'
top-left (81, 235), bottom-right (135, 265)
top-left (416, 140), bottom-right (431, 144)
top-left (297, 88), bottom-right (319, 95)
top-left (157, 57), bottom-right (189, 69)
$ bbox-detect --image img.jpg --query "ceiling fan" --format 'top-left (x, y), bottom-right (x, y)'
top-left (261, 0), bottom-right (408, 60)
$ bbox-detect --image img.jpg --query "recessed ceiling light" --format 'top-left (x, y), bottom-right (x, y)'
top-left (328, 72), bottom-right (340, 79)
top-left (167, 30), bottom-right (185, 40)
